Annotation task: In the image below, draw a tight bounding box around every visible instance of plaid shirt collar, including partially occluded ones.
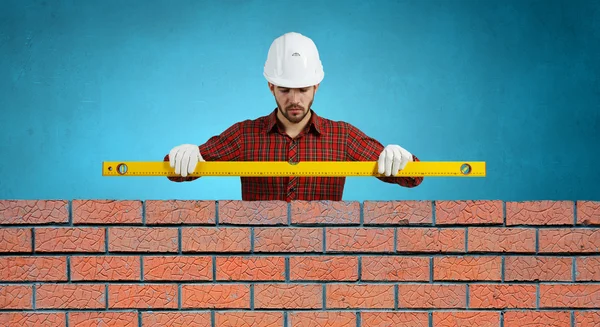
[263,107,324,136]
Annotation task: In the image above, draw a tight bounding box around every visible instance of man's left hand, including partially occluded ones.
[378,144,413,176]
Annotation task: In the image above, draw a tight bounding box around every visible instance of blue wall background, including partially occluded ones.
[1,0,598,201]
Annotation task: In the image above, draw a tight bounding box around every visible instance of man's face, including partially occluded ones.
[270,83,318,124]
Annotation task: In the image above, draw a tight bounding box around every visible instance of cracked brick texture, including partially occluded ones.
[145,200,215,224]
[0,228,32,252]
[436,200,503,224]
[36,284,106,309]
[504,256,572,281]
[362,312,429,326]
[220,200,287,225]
[290,256,358,281]
[577,200,600,225]
[0,312,66,326]
[291,200,360,224]
[71,256,140,281]
[35,227,105,252]
[503,311,572,326]
[72,200,142,224]
[0,200,68,224]
[142,312,211,327]
[506,200,574,225]
[363,200,432,224]
[254,284,322,309]
[289,311,356,326]
[68,311,138,326]
[433,311,500,327]
[0,199,598,326]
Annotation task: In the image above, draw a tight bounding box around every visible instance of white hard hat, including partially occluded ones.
[263,32,324,88]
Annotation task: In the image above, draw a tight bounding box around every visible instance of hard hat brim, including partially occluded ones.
[264,73,324,89]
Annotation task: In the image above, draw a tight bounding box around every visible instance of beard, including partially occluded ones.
[276,99,313,124]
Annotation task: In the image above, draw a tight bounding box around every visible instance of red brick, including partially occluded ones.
[363,200,432,224]
[181,227,250,252]
[468,227,536,252]
[109,227,178,252]
[575,311,600,327]
[291,201,360,224]
[326,227,394,252]
[577,201,600,225]
[469,284,537,308]
[361,256,429,281]
[254,284,322,309]
[0,256,66,281]
[396,227,465,252]
[398,284,466,308]
[362,312,428,326]
[72,200,142,224]
[436,200,503,224]
[576,257,600,281]
[0,285,32,309]
[290,256,357,281]
[254,227,321,252]
[214,312,283,327]
[327,284,394,309]
[540,284,600,308]
[505,256,572,281]
[0,312,66,326]
[109,284,177,309]
[504,311,571,326]
[71,256,140,281]
[144,256,211,281]
[434,256,501,281]
[288,311,356,327]
[69,311,138,326]
[35,227,104,252]
[0,228,31,252]
[506,201,573,225]
[143,312,211,327]
[181,284,250,308]
[145,200,215,224]
[220,200,287,225]
[538,228,600,253]
[216,256,284,281]
[36,284,105,309]
[433,311,500,326]
[0,200,68,224]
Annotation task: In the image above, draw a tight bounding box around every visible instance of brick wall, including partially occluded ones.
[0,199,598,326]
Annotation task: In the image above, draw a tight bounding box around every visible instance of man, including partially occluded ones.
[164,32,423,201]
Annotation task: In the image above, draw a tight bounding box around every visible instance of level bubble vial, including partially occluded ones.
[117,163,128,175]
[460,163,472,175]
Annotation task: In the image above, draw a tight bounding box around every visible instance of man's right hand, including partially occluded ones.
[168,144,205,177]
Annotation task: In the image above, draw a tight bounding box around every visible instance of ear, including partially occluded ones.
[268,82,275,95]
[314,83,320,93]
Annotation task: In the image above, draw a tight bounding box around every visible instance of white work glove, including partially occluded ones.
[169,144,204,177]
[378,144,413,176]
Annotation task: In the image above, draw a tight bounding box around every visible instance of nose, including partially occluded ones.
[290,89,300,104]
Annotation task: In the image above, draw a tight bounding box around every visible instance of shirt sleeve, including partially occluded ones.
[345,122,423,188]
[163,122,242,182]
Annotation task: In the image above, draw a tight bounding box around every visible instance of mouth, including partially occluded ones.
[288,108,303,114]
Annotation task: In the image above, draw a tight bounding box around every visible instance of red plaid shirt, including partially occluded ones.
[164,108,423,201]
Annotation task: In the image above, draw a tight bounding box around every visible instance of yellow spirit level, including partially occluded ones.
[102,161,486,177]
